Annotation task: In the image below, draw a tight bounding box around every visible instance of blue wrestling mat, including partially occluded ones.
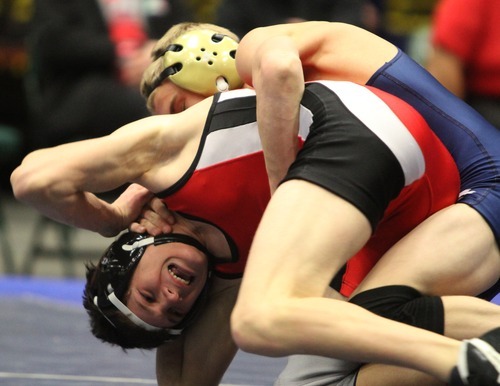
[0,276,498,386]
[0,276,287,386]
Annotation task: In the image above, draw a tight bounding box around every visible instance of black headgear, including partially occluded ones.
[92,232,220,339]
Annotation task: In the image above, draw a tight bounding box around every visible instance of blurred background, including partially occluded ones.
[3,0,499,279]
[0,0,498,384]
[1,0,456,279]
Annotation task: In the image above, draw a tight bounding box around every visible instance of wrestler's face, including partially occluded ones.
[152,81,205,115]
[125,230,209,329]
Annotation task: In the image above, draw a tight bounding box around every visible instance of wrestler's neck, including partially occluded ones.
[173,213,232,261]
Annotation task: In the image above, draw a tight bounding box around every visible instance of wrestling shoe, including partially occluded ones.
[483,327,500,351]
[449,327,500,386]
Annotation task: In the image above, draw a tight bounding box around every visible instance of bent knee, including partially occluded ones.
[231,302,285,356]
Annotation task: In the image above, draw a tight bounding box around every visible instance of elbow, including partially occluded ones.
[10,160,55,204]
[253,46,304,99]
[258,50,303,86]
[238,32,303,90]
[10,165,34,202]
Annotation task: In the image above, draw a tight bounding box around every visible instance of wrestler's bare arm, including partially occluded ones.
[237,31,304,193]
[156,277,241,386]
[235,22,398,193]
[10,97,213,236]
[237,22,398,87]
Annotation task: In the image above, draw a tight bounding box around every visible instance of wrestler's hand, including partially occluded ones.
[129,193,176,236]
[104,183,152,235]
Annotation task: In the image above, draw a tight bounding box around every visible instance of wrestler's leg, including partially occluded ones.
[327,205,499,386]
[353,203,500,297]
[276,356,445,386]
[274,292,495,386]
[274,297,498,386]
[231,180,461,382]
[351,203,500,337]
[356,364,444,386]
[277,298,499,386]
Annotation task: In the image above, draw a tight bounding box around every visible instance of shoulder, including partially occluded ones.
[148,96,216,145]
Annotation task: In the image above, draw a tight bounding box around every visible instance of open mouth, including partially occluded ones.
[168,264,193,285]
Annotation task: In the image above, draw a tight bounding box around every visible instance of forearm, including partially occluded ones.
[11,153,125,236]
[11,121,163,236]
[251,36,303,193]
[157,279,240,385]
[157,338,237,386]
[45,193,125,237]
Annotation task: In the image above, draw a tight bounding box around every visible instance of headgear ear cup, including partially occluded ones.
[159,29,243,96]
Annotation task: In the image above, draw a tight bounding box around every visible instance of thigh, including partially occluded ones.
[275,356,444,386]
[352,203,500,297]
[240,180,372,303]
[275,355,359,386]
[369,50,500,240]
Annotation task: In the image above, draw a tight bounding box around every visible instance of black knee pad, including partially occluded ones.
[349,285,444,334]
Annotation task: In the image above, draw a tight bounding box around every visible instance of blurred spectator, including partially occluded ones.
[214,0,375,39]
[26,0,193,149]
[426,0,500,128]
[369,0,438,52]
[0,0,33,191]
[185,0,221,23]
[0,0,32,130]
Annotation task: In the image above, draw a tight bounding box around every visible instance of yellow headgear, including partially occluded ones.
[151,29,243,97]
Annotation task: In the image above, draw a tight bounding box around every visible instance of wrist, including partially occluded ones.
[94,203,127,237]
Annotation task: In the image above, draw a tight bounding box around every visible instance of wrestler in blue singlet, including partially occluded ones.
[368,49,500,241]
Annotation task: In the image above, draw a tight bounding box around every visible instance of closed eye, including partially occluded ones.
[173,98,186,114]
[140,292,155,303]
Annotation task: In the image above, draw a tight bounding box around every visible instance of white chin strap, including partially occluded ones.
[216,76,229,92]
[94,284,182,335]
[121,236,155,251]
